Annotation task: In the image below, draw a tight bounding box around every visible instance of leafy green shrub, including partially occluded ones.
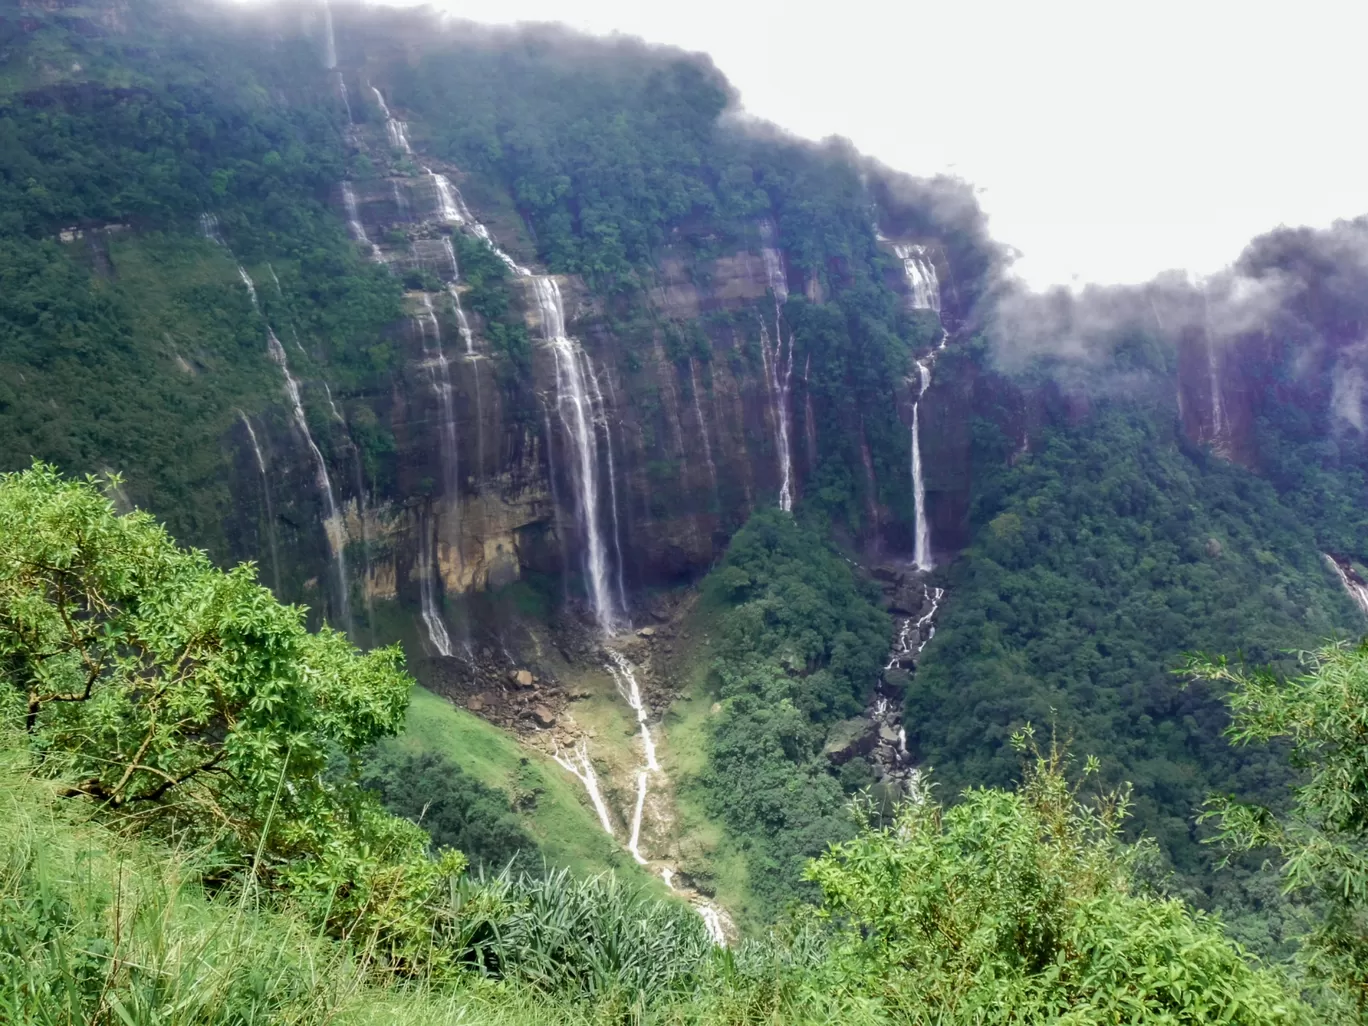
[807,733,1313,1024]
[0,464,462,960]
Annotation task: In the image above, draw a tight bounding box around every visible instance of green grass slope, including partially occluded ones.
[397,687,657,886]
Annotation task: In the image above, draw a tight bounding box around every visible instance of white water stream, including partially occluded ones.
[251,274,351,632]
[417,514,454,657]
[688,359,719,501]
[238,411,282,594]
[760,318,795,513]
[341,182,383,262]
[536,276,624,632]
[911,360,933,569]
[552,742,615,836]
[1326,554,1368,618]
[758,222,796,511]
[894,244,941,313]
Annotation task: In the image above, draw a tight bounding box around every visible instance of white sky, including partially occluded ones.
[323,0,1368,288]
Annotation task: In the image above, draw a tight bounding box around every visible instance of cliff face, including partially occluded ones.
[226,117,965,639]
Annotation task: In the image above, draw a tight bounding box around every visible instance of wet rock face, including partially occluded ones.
[229,106,982,638]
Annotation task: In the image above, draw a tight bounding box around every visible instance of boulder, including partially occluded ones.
[636,626,657,638]
[508,669,534,688]
[531,704,556,728]
[467,695,486,712]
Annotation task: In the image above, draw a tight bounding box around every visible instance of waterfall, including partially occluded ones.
[697,906,727,946]
[415,294,460,498]
[911,360,933,569]
[238,266,259,309]
[802,354,818,470]
[371,86,413,155]
[893,244,941,312]
[759,219,788,301]
[553,742,615,836]
[1326,554,1368,618]
[341,183,383,261]
[321,0,337,68]
[417,513,454,657]
[1208,339,1227,447]
[265,326,351,632]
[238,411,282,595]
[200,213,225,246]
[585,359,629,616]
[448,284,475,353]
[759,318,796,513]
[448,281,483,480]
[538,276,622,632]
[688,359,719,501]
[606,650,659,771]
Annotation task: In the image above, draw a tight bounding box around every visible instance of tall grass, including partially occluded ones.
[0,741,886,1025]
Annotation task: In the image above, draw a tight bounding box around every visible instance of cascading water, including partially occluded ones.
[688,359,719,501]
[552,742,615,836]
[537,276,623,632]
[759,319,796,513]
[412,295,460,653]
[911,360,933,569]
[1326,554,1368,618]
[320,2,351,121]
[758,222,796,512]
[606,650,659,771]
[759,219,788,302]
[262,310,352,633]
[584,360,629,616]
[417,514,454,657]
[415,294,460,498]
[341,182,383,261]
[238,411,282,595]
[893,244,941,313]
[802,354,818,470]
[200,213,225,246]
[371,86,413,155]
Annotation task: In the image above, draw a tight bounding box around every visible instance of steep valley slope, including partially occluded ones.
[6,0,1368,940]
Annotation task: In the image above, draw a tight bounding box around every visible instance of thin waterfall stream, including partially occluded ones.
[374,125,724,938]
[759,221,795,512]
[237,264,351,631]
[238,411,282,595]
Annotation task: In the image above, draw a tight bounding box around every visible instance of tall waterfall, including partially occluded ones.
[759,319,796,513]
[415,294,460,498]
[371,86,412,155]
[264,318,351,633]
[688,359,719,501]
[411,295,460,654]
[911,360,933,569]
[758,221,795,511]
[894,241,946,567]
[894,244,941,312]
[321,0,337,69]
[1207,339,1227,449]
[341,183,383,262]
[759,219,788,301]
[238,411,282,595]
[1326,554,1368,618]
[417,513,454,657]
[537,277,623,632]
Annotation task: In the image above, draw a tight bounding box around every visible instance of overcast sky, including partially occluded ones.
[314,0,1368,289]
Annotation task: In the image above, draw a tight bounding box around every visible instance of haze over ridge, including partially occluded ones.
[246,0,1368,290]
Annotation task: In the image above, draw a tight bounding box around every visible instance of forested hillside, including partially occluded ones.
[6,1,1368,1020]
